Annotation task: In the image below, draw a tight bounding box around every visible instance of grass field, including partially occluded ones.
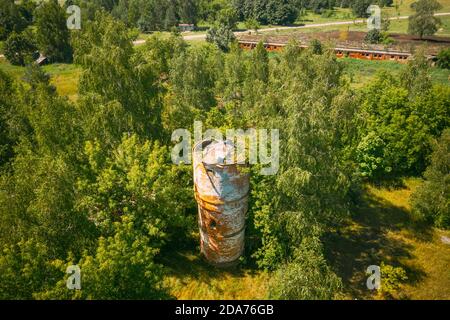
[161,179,450,300]
[325,178,450,300]
[0,58,80,101]
[342,58,450,88]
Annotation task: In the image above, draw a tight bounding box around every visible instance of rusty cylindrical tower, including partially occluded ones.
[193,139,249,267]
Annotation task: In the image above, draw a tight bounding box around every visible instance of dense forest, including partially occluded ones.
[0,0,449,299]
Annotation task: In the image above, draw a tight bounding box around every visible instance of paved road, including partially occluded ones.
[133,12,450,45]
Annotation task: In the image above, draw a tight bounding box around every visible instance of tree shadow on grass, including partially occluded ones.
[158,238,250,286]
[323,188,429,299]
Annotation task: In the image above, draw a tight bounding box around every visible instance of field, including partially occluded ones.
[0,58,80,101]
[159,179,450,300]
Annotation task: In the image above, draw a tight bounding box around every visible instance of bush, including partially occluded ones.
[206,24,236,52]
[364,29,383,44]
[4,31,37,66]
[378,262,408,298]
[309,39,323,54]
[436,48,450,69]
[411,129,450,229]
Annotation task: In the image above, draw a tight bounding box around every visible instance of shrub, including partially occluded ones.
[436,48,450,69]
[378,262,408,298]
[206,24,236,52]
[4,31,37,66]
[411,129,450,229]
[364,29,383,44]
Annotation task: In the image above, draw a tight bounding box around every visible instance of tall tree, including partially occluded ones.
[35,0,72,62]
[411,129,450,229]
[408,0,442,38]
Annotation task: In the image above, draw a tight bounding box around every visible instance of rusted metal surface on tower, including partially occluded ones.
[193,139,249,267]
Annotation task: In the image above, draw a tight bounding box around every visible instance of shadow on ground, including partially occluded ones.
[323,186,430,299]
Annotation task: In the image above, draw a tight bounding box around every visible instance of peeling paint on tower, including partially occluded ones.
[193,139,249,267]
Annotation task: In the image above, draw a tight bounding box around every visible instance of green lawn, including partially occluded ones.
[0,58,80,100]
[342,58,450,88]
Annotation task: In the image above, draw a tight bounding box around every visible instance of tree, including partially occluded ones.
[247,44,359,299]
[72,11,161,139]
[351,0,372,18]
[250,41,269,82]
[408,0,442,39]
[364,29,383,44]
[411,129,450,229]
[206,23,236,52]
[163,45,218,130]
[309,38,323,54]
[0,0,31,40]
[356,54,450,178]
[178,0,198,24]
[235,0,299,25]
[436,48,450,69]
[0,70,16,166]
[269,240,342,299]
[265,0,298,25]
[35,0,73,62]
[3,30,37,66]
[245,17,260,33]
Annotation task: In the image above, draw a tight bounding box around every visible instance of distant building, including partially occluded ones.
[178,24,195,32]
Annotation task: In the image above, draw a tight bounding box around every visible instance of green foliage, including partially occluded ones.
[364,29,383,44]
[309,38,323,54]
[234,0,299,25]
[206,23,236,52]
[411,129,450,229]
[408,0,442,38]
[4,30,37,66]
[36,216,170,300]
[351,0,372,18]
[245,18,260,32]
[35,0,73,62]
[247,44,358,300]
[437,48,450,69]
[269,240,342,299]
[378,262,408,298]
[0,0,34,41]
[73,11,161,139]
[357,55,450,179]
[0,69,16,165]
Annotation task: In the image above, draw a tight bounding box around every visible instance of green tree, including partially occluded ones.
[408,0,442,38]
[178,0,198,24]
[357,55,449,178]
[35,0,73,62]
[436,48,450,69]
[73,11,161,139]
[0,0,31,40]
[247,44,358,298]
[364,29,383,44]
[411,129,450,228]
[4,30,37,66]
[206,23,236,52]
[163,45,218,131]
